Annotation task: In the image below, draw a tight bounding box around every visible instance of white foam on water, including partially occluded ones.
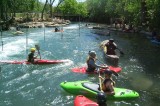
[63,24,79,29]
[5,73,30,87]
[0,38,36,60]
[31,59,73,76]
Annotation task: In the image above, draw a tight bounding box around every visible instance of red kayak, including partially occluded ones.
[0,59,68,65]
[74,95,98,106]
[71,66,121,74]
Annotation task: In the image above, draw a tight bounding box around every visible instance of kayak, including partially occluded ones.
[60,81,139,100]
[12,31,24,35]
[105,54,119,66]
[100,40,119,66]
[71,66,121,74]
[0,59,68,65]
[74,95,98,106]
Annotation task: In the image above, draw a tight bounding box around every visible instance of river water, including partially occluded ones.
[0,23,160,106]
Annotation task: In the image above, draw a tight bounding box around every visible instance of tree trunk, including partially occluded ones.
[41,0,48,20]
[49,0,55,18]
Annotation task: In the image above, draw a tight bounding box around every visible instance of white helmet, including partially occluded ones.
[88,51,96,57]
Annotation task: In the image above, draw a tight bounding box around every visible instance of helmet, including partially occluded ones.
[30,48,36,52]
[96,92,107,104]
[104,70,113,76]
[104,70,119,77]
[88,51,96,57]
[109,38,114,42]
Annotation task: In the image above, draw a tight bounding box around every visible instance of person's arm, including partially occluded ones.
[89,59,108,69]
[34,53,38,59]
[96,63,108,69]
[99,76,104,80]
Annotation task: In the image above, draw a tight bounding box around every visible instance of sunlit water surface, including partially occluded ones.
[0,23,160,106]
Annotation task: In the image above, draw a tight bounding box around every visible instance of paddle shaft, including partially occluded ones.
[97,58,119,77]
[96,58,107,66]
[98,68,103,92]
[117,47,124,55]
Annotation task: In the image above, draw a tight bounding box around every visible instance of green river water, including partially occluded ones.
[0,23,160,106]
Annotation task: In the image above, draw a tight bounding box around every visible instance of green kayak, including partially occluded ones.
[60,81,139,100]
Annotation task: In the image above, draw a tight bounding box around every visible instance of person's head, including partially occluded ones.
[30,48,36,53]
[104,70,119,78]
[104,70,113,78]
[88,51,96,58]
[96,92,107,105]
[109,39,114,43]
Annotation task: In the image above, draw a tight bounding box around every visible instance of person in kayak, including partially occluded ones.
[86,51,108,72]
[105,39,117,55]
[16,25,20,31]
[55,27,60,32]
[99,70,117,95]
[27,48,37,63]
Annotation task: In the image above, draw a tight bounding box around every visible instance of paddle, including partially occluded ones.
[35,44,41,59]
[97,68,103,92]
[97,68,108,105]
[117,47,124,55]
[96,58,120,75]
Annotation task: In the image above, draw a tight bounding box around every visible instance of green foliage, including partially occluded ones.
[1,0,160,29]
[0,0,44,20]
[86,0,160,28]
[58,0,88,17]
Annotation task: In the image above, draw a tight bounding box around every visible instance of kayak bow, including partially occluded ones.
[74,95,98,106]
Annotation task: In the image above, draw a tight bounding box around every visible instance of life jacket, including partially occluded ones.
[28,52,34,63]
[86,58,96,72]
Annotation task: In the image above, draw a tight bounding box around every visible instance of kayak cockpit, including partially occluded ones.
[82,82,100,93]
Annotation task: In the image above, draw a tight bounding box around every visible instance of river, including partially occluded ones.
[0,23,160,106]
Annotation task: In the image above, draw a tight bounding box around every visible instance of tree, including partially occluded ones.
[58,0,88,18]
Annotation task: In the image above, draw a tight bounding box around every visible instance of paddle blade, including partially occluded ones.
[35,44,40,50]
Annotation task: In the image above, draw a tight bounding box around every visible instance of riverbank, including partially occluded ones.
[0,17,71,31]
[14,17,71,28]
[87,23,153,37]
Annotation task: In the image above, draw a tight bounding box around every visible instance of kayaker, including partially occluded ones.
[55,27,59,32]
[105,39,117,55]
[27,48,37,63]
[96,92,107,106]
[99,70,117,95]
[16,25,20,31]
[86,51,108,72]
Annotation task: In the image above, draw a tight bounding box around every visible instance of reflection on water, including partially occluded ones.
[0,23,160,106]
